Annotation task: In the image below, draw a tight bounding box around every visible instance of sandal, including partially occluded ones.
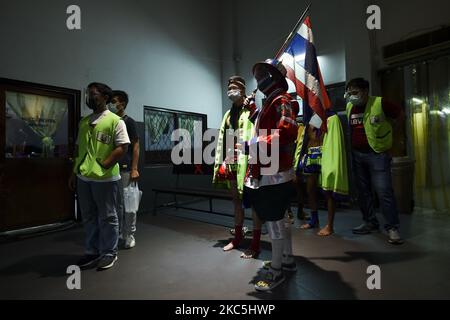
[240,248,260,259]
[255,267,285,292]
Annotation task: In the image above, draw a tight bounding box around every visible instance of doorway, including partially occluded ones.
[0,78,80,232]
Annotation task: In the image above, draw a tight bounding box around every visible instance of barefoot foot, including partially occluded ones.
[223,241,236,251]
[317,225,334,236]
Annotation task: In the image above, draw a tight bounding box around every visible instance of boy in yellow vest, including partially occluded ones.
[345,78,404,244]
[69,82,130,270]
[213,76,263,259]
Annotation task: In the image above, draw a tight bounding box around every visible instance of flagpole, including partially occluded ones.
[274,3,311,59]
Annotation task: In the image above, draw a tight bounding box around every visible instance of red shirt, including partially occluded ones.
[350,98,401,151]
[248,93,299,175]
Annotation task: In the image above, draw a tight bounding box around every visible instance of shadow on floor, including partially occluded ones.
[247,256,357,300]
[307,251,426,265]
[0,254,80,278]
[50,229,85,248]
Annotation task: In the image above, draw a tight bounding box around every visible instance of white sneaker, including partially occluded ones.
[124,236,136,249]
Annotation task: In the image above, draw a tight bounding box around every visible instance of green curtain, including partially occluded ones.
[407,56,450,214]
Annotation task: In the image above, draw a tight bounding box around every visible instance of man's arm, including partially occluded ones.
[130,139,140,180]
[106,118,131,169]
[100,144,129,169]
[242,101,298,155]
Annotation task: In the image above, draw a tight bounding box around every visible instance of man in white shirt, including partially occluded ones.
[69,82,130,271]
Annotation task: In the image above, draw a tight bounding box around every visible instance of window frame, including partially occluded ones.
[143,106,207,166]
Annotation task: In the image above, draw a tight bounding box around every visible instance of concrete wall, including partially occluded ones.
[0,0,223,127]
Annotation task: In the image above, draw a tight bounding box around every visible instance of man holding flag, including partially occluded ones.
[243,58,299,291]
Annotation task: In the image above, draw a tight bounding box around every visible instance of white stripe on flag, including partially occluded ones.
[281,52,325,108]
[297,22,314,44]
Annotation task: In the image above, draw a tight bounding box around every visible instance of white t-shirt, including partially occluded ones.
[77,110,130,182]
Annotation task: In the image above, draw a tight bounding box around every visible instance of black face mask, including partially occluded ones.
[86,96,98,110]
[257,76,274,94]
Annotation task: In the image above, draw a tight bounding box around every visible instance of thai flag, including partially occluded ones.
[278,16,331,132]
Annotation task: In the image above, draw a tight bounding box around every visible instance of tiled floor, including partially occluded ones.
[0,200,449,300]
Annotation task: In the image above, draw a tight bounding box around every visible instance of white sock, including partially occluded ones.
[283,225,294,263]
[271,238,284,271]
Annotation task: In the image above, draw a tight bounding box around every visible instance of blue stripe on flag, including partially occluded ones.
[284,34,307,68]
[285,33,321,80]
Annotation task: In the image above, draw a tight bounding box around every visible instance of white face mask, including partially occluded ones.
[309,113,323,129]
[227,89,242,103]
[108,103,119,113]
[347,95,364,106]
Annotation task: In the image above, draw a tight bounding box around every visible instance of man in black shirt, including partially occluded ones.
[110,90,140,249]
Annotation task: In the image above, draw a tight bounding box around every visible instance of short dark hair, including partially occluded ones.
[87,82,113,103]
[346,78,370,91]
[112,90,129,108]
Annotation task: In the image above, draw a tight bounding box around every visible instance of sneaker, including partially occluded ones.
[352,222,379,234]
[77,254,100,269]
[255,268,285,292]
[388,229,404,245]
[124,236,136,249]
[262,260,297,272]
[97,255,118,271]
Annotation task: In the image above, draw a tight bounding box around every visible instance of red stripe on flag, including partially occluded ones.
[285,64,328,132]
[285,65,306,99]
[303,16,312,29]
[317,68,331,109]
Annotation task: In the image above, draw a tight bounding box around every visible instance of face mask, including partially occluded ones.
[227,89,242,103]
[86,96,98,110]
[347,95,365,106]
[257,75,274,94]
[109,103,119,113]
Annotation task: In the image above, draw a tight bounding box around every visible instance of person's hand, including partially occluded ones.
[243,91,256,108]
[68,173,76,192]
[97,158,111,169]
[130,169,140,181]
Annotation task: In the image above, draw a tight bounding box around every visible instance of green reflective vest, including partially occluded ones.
[74,111,121,180]
[346,96,392,153]
[212,107,254,198]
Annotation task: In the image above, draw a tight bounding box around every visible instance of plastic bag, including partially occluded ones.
[123,182,143,213]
